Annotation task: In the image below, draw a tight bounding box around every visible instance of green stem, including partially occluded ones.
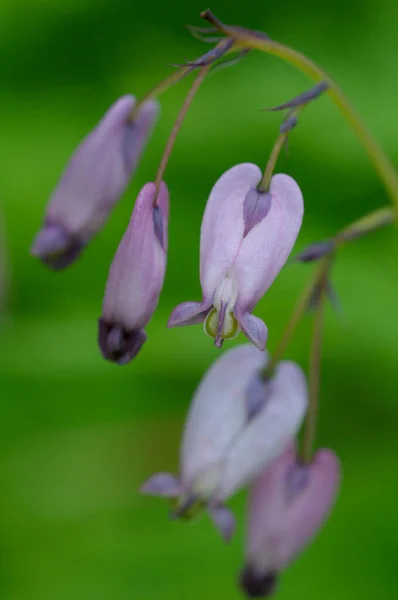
[264,204,393,379]
[201,10,398,212]
[258,132,288,193]
[301,264,328,463]
[153,65,210,205]
[130,67,191,121]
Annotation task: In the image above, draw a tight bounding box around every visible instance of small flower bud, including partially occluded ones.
[241,444,340,597]
[31,96,159,269]
[168,163,304,350]
[99,182,169,365]
[295,240,334,263]
[141,345,308,540]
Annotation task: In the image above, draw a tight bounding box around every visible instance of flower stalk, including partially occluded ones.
[152,65,210,206]
[200,9,398,213]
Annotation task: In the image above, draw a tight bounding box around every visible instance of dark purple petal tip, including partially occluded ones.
[240,566,278,598]
[98,318,147,365]
[30,225,83,270]
[243,189,272,238]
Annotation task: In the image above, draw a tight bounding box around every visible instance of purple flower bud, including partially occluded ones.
[168,163,303,350]
[141,345,308,540]
[241,444,340,597]
[294,240,334,263]
[31,96,159,269]
[99,182,169,365]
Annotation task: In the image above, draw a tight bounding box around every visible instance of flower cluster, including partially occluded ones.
[31,18,348,595]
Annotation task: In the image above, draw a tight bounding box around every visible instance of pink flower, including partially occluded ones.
[141,345,308,541]
[99,182,169,365]
[168,163,303,350]
[240,443,340,597]
[31,96,159,269]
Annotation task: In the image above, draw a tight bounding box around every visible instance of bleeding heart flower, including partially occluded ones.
[168,163,303,350]
[240,443,340,597]
[141,345,308,541]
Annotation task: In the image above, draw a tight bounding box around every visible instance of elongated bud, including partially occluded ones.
[31,96,159,269]
[99,182,169,365]
[240,444,340,597]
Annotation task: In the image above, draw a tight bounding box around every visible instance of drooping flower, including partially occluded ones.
[31,96,159,269]
[168,163,304,350]
[98,182,169,365]
[240,443,340,597]
[141,345,308,541]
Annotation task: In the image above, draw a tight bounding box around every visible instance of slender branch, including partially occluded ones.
[201,10,398,212]
[301,264,328,463]
[264,204,393,380]
[153,65,210,205]
[264,267,320,377]
[130,68,192,121]
[258,131,288,193]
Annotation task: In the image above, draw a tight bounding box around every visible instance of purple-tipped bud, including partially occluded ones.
[141,345,308,540]
[241,444,340,597]
[168,163,303,350]
[294,240,334,263]
[31,96,159,269]
[99,182,169,365]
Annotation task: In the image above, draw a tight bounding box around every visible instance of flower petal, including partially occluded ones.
[33,96,159,269]
[181,345,268,487]
[101,182,169,332]
[234,174,304,312]
[246,445,340,574]
[215,360,307,501]
[235,310,268,351]
[200,163,262,297]
[168,300,211,328]
[140,472,181,497]
[209,505,236,542]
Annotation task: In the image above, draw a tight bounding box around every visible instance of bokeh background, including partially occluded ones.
[1,0,398,598]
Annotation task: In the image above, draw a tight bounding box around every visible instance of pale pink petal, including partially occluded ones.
[209,505,236,542]
[168,300,211,328]
[200,163,262,297]
[215,360,307,501]
[234,174,304,312]
[235,310,268,351]
[140,472,181,497]
[181,345,268,486]
[101,182,168,331]
[246,445,340,574]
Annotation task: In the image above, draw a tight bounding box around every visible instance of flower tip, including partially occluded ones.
[140,473,181,498]
[30,225,83,269]
[98,319,147,365]
[239,565,278,598]
[209,505,236,542]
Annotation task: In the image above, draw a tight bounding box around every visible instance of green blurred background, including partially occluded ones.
[1,0,398,598]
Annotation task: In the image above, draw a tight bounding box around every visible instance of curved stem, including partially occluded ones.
[264,204,393,380]
[201,11,398,211]
[264,268,320,378]
[258,132,288,193]
[130,68,191,121]
[153,65,210,206]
